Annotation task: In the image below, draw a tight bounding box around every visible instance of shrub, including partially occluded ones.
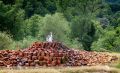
[91,26,120,52]
[63,38,84,50]
[0,32,13,50]
[12,36,38,49]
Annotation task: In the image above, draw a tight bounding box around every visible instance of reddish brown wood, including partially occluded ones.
[0,42,117,67]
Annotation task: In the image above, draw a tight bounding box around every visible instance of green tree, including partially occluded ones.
[0,0,25,40]
[91,26,120,52]
[22,0,57,17]
[71,16,95,51]
[38,13,71,42]
[68,0,108,50]
[24,14,43,37]
[56,0,109,20]
[24,13,82,48]
[109,11,120,27]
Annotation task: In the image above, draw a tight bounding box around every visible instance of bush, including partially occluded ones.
[12,36,38,49]
[91,26,120,52]
[0,32,13,50]
[63,38,84,50]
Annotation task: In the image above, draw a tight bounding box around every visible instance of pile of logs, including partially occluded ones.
[0,42,117,67]
[65,50,115,66]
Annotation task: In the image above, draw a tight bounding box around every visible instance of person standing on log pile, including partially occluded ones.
[46,32,53,42]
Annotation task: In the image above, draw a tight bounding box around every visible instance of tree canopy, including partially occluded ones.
[0,0,120,52]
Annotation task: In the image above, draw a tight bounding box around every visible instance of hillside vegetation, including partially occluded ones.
[0,0,120,51]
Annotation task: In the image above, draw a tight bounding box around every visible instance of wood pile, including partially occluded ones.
[0,42,117,67]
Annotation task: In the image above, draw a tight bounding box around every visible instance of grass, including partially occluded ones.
[116,63,120,68]
[108,52,120,69]
[0,66,120,73]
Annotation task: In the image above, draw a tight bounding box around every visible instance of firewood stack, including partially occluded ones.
[0,42,117,67]
[65,50,115,66]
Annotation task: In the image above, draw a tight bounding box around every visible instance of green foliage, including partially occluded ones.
[58,0,109,21]
[0,0,120,51]
[64,38,84,49]
[38,13,71,42]
[108,11,120,27]
[12,36,38,49]
[24,14,43,38]
[91,26,120,52]
[22,0,57,17]
[0,1,25,40]
[23,13,83,49]
[71,16,95,51]
[63,0,108,50]
[24,13,71,42]
[13,9,25,40]
[0,32,13,50]
[116,63,120,68]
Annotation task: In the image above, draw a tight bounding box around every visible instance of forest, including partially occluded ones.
[0,0,120,52]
